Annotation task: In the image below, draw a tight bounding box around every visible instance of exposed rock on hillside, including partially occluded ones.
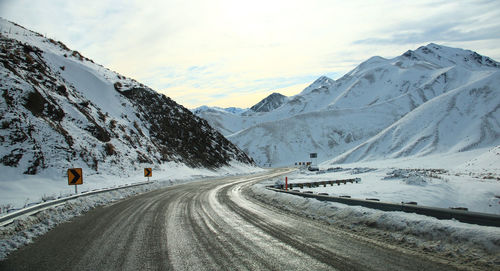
[0,19,253,176]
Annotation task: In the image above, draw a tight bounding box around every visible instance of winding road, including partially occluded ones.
[0,169,460,270]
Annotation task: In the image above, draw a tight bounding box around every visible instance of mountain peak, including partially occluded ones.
[299,75,335,95]
[250,92,288,113]
[312,76,335,86]
[401,43,500,69]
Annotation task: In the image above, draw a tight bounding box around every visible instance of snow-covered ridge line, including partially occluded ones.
[267,187,500,227]
[195,43,500,167]
[0,180,151,226]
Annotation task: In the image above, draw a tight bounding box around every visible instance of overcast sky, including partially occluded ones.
[1,0,499,108]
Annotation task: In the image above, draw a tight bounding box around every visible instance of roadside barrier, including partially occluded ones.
[267,187,500,227]
[275,178,360,190]
[0,181,152,226]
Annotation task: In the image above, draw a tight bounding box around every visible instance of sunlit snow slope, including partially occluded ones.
[196,44,500,166]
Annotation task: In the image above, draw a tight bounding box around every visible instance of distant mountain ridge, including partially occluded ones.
[195,43,500,166]
[0,18,254,176]
[192,106,246,116]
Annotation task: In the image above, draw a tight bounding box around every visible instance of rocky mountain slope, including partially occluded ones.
[249,92,288,113]
[195,44,500,166]
[0,18,254,177]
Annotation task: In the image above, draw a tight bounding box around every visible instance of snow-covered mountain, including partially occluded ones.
[329,72,500,164]
[192,92,290,136]
[195,43,500,166]
[0,18,254,177]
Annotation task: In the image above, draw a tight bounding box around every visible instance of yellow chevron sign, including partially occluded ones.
[144,168,152,177]
[68,168,83,185]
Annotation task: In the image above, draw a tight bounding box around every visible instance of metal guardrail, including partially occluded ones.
[0,181,152,225]
[279,178,361,190]
[267,187,500,227]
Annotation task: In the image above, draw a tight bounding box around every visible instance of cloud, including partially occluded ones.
[353,0,500,45]
[158,72,325,108]
[353,21,500,46]
[1,0,500,108]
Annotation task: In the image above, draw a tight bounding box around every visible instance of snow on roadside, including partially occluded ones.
[248,180,500,268]
[0,162,264,260]
[0,161,263,212]
[280,167,500,215]
[249,150,500,267]
[277,148,500,215]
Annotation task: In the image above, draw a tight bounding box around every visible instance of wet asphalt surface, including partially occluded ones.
[0,169,460,270]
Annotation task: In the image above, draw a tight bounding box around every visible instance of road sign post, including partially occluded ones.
[144,168,152,181]
[68,168,83,194]
[310,153,318,166]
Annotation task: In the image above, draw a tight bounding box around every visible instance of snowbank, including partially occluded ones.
[273,148,500,215]
[249,151,500,267]
[249,180,500,268]
[0,161,262,211]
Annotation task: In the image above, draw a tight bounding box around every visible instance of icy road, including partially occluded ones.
[1,169,460,270]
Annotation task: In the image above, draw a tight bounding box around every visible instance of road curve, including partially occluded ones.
[0,169,460,270]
